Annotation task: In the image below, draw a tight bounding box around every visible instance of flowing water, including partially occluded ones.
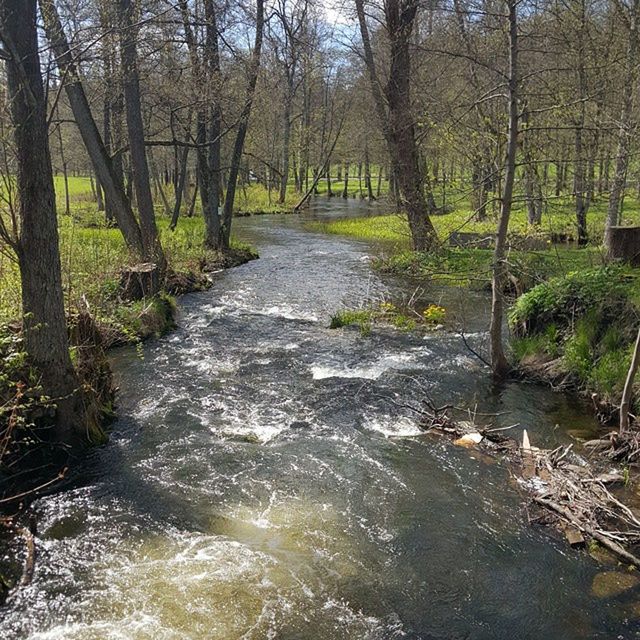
[2,201,637,639]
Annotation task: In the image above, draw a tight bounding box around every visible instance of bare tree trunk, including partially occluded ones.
[170,145,190,230]
[620,326,640,433]
[365,144,375,200]
[606,0,639,250]
[1,0,103,444]
[326,158,333,196]
[490,0,518,379]
[471,158,488,221]
[117,0,165,267]
[355,0,437,251]
[342,162,349,198]
[522,106,542,225]
[574,1,589,246]
[203,0,223,249]
[220,0,265,249]
[279,83,294,204]
[39,0,144,257]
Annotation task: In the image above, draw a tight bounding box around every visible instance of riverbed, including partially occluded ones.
[1,201,635,639]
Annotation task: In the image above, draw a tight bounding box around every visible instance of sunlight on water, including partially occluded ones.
[29,499,390,640]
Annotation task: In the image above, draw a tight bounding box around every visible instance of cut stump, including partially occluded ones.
[607,226,640,266]
[119,263,161,301]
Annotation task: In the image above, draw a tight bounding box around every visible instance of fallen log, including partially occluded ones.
[534,496,640,570]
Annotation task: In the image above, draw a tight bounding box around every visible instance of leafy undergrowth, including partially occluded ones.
[509,266,640,412]
[330,301,446,336]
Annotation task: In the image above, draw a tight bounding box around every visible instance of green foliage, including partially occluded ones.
[510,266,640,404]
[330,309,373,335]
[509,266,634,335]
[563,322,594,379]
[511,324,561,361]
[588,348,632,396]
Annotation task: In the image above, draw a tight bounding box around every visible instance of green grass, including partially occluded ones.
[0,176,260,325]
[310,189,640,247]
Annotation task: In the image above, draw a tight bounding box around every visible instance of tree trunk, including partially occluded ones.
[355,0,437,251]
[490,0,518,379]
[1,0,103,444]
[574,3,589,246]
[365,144,375,200]
[279,84,293,204]
[220,0,265,250]
[39,0,144,257]
[342,162,349,198]
[117,0,165,266]
[170,145,190,230]
[202,0,223,249]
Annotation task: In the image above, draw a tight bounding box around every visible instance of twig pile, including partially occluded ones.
[419,401,640,568]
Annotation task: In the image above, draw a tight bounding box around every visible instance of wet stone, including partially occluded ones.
[591,571,640,598]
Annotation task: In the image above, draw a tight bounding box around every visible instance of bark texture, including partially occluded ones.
[1,0,103,443]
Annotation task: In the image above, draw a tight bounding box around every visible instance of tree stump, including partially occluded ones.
[607,226,640,266]
[119,263,161,301]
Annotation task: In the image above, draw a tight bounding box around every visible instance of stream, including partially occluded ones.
[1,200,637,639]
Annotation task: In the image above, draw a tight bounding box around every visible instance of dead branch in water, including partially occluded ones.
[421,404,640,567]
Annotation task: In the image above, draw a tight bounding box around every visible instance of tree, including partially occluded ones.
[117,0,165,266]
[39,0,145,258]
[0,0,103,444]
[221,0,266,249]
[489,0,519,379]
[355,0,438,251]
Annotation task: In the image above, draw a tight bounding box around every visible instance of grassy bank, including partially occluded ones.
[311,187,640,242]
[0,176,261,325]
[311,210,604,288]
[509,266,640,414]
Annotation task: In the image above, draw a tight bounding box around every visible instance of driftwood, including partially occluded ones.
[419,402,640,568]
[533,496,640,569]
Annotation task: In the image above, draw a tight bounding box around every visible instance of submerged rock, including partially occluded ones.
[453,432,483,447]
[591,571,639,598]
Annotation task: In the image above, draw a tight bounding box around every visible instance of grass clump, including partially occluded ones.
[330,309,373,335]
[330,300,447,335]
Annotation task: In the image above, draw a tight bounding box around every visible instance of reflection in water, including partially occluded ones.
[1,203,634,639]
